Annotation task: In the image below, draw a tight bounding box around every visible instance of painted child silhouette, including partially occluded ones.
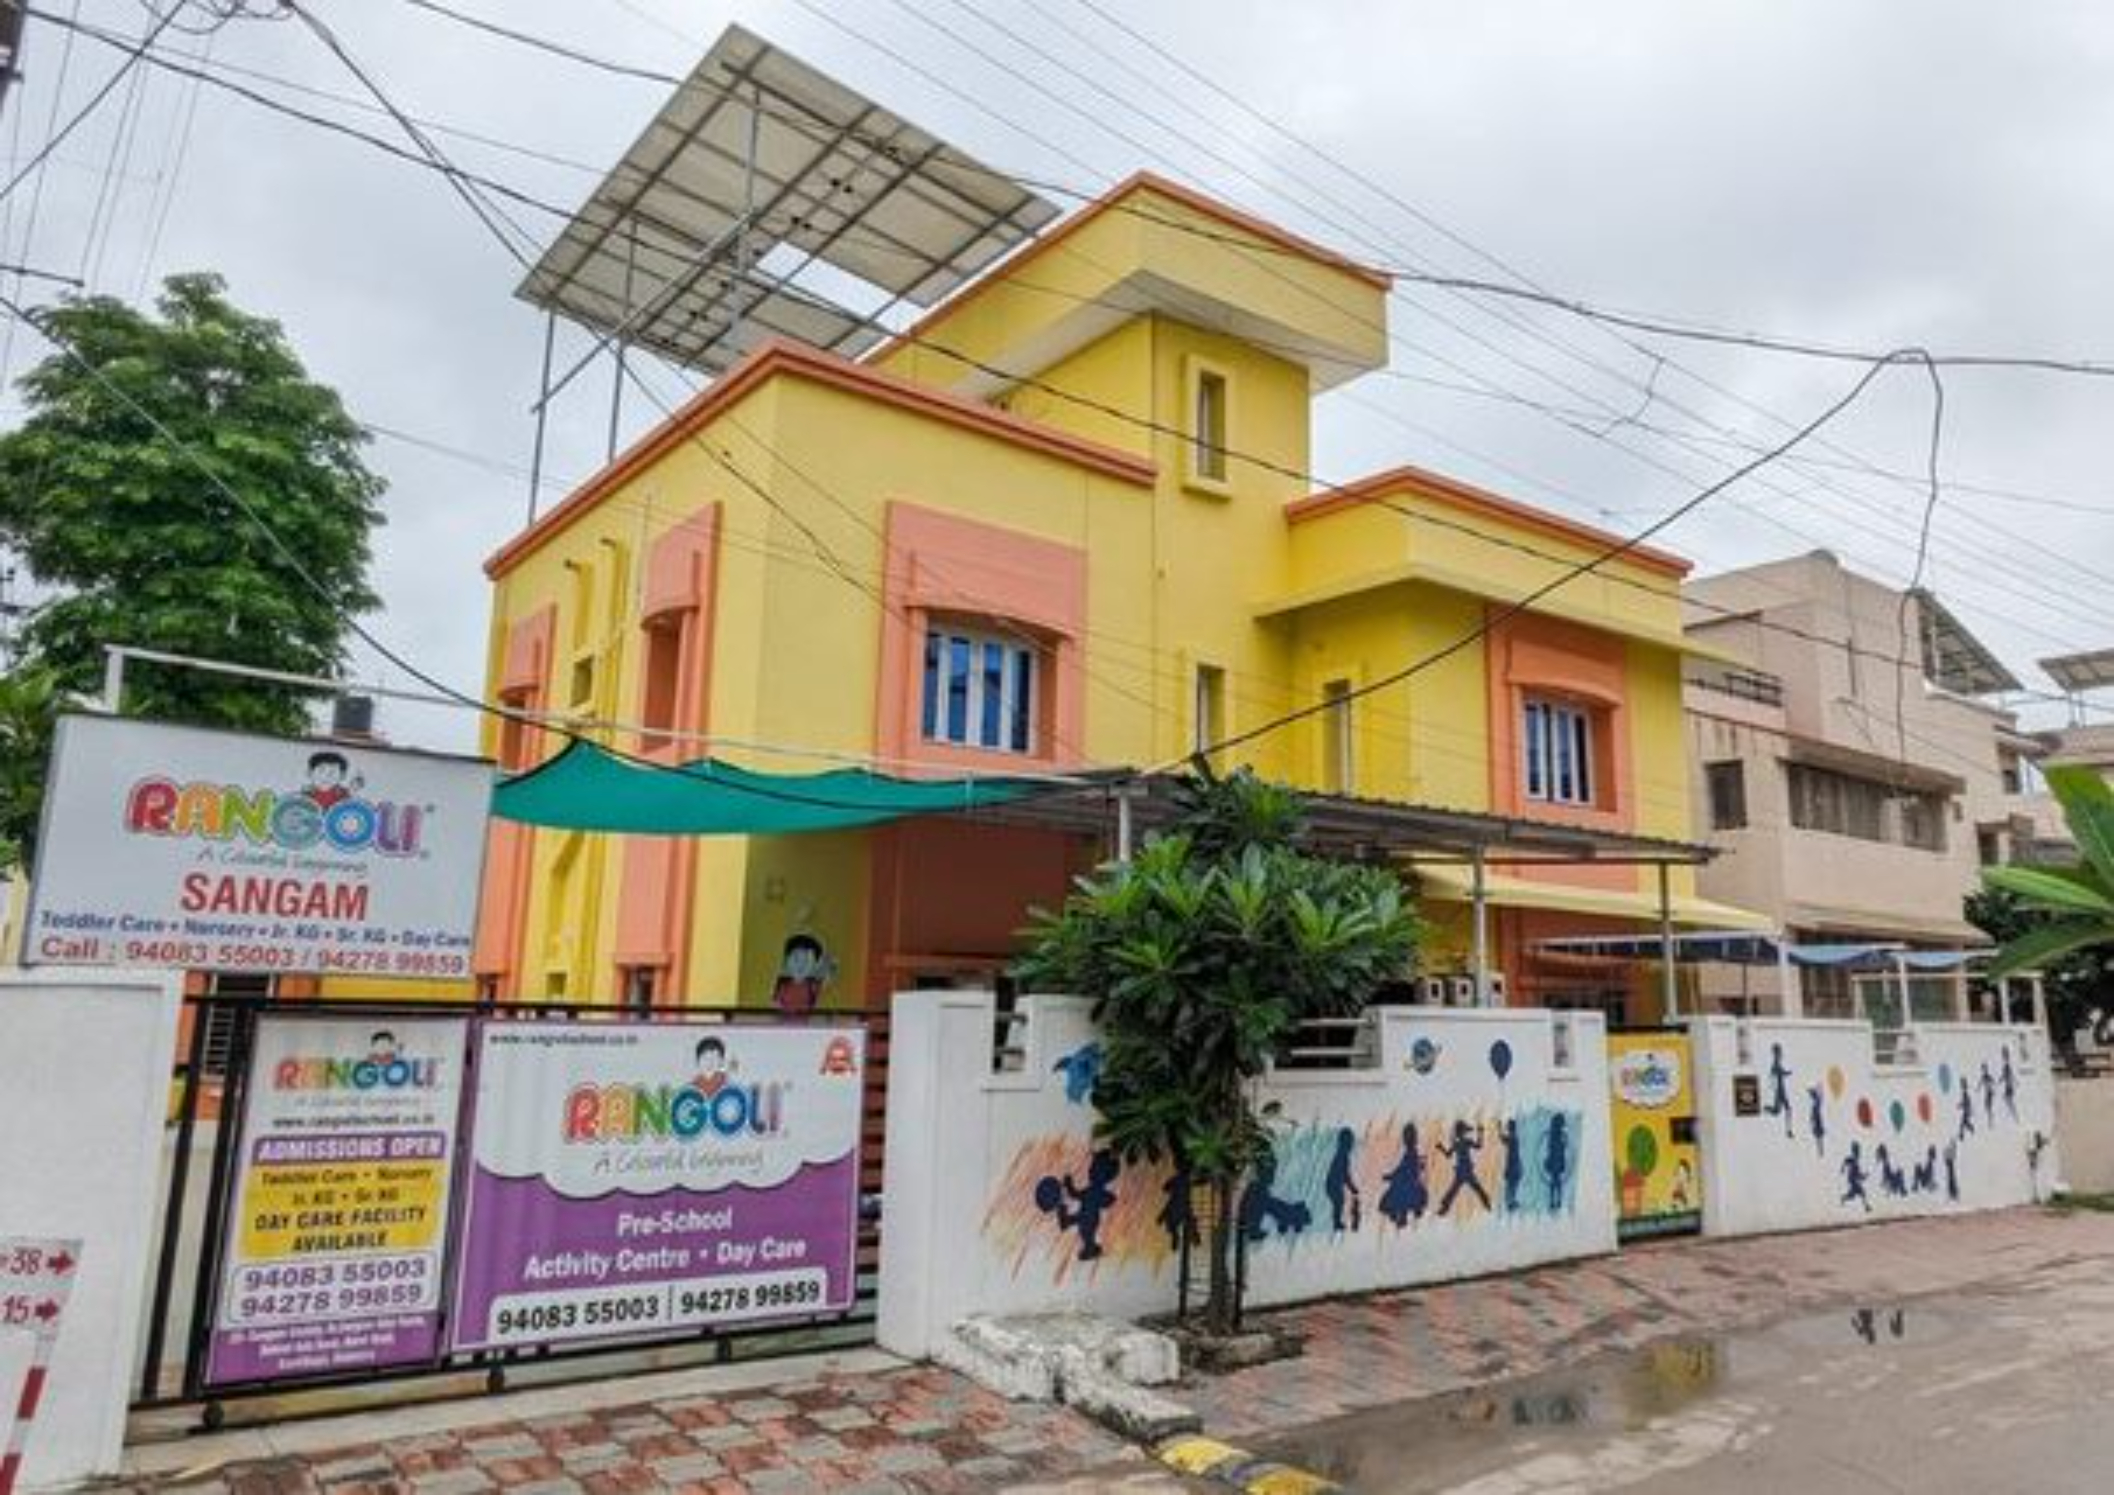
[1036,1148,1119,1260]
[1912,1145,1938,1194]
[1379,1122,1429,1227]
[1840,1141,1873,1212]
[2001,1049,2018,1120]
[1437,1120,1491,1216]
[1765,1043,1795,1139]
[1500,1118,1524,1212]
[1324,1127,1363,1232]
[1943,1142,1960,1202]
[1542,1113,1573,1208]
[1980,1062,1997,1128]
[1806,1083,1827,1158]
[1875,1143,1907,1199]
[1238,1154,1311,1242]
[1957,1079,1976,1140]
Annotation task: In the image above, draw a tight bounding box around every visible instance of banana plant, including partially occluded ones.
[1982,765,2114,977]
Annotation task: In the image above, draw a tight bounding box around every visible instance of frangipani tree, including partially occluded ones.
[1012,770,1421,1335]
[1983,765,2114,977]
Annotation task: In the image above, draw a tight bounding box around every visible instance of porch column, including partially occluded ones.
[1656,861,1678,1020]
[1952,965,1970,1023]
[1470,845,1491,1007]
[2030,974,2049,1035]
[1775,939,1803,1019]
[1115,785,1135,864]
[1893,954,1914,1031]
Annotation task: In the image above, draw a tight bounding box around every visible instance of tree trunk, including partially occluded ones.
[1206,1170,1237,1336]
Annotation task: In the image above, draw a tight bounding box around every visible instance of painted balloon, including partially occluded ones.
[1826,1065,1847,1099]
[1888,1099,1907,1133]
[1917,1093,1935,1124]
[1937,1062,1954,1094]
[1856,1097,1875,1128]
[1489,1039,1514,1081]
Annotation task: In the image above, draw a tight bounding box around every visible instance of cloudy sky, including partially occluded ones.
[4,0,2112,752]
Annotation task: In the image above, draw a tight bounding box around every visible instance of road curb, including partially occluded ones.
[1153,1433,1342,1494]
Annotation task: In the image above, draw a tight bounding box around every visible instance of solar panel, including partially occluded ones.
[518,24,1059,376]
[2041,648,2114,693]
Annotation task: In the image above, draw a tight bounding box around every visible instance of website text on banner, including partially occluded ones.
[23,714,493,978]
[448,1021,866,1353]
[205,1017,468,1389]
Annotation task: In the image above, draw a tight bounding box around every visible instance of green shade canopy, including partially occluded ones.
[492,739,1069,835]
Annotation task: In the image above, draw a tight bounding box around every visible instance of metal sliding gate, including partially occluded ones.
[138,994,890,1426]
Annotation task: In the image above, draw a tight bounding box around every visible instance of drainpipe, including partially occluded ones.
[1657,862,1678,1021]
[1893,954,1914,1036]
[1470,844,1490,1007]
[1115,784,1134,864]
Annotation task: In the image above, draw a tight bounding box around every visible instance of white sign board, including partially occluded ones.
[25,714,493,978]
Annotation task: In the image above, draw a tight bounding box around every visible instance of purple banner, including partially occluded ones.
[447,1021,868,1354]
[450,1155,859,1350]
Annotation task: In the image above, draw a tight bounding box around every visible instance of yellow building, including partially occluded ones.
[473,172,1747,1020]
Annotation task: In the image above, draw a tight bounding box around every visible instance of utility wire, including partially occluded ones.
[0,0,182,206]
[1173,354,1912,768]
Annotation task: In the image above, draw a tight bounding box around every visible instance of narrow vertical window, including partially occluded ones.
[920,631,941,740]
[1009,648,1034,752]
[1193,663,1226,758]
[946,635,972,742]
[1321,679,1353,793]
[1192,367,1228,484]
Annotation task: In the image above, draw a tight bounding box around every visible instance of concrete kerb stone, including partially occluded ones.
[1155,1433,1342,1495]
[936,1313,1200,1441]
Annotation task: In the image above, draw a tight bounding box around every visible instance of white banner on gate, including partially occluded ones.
[24,714,493,978]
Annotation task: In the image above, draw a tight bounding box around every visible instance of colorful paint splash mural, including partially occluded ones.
[983,1104,1586,1282]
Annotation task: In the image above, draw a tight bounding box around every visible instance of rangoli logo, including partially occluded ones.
[123,748,427,857]
[1617,1049,1682,1109]
[562,1034,788,1145]
[274,1030,441,1091]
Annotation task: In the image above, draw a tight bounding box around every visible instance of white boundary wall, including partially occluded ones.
[0,969,180,1490]
[1689,1016,2056,1239]
[878,992,1614,1359]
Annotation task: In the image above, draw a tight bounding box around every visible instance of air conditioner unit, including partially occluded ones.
[1484,973,1508,1007]
[1448,975,1477,1007]
[1416,976,1449,1006]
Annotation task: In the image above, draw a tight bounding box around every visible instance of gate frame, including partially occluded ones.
[137,992,890,1428]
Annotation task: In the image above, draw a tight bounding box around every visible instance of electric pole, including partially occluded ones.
[0,2,23,122]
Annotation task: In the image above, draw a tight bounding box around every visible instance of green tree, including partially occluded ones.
[0,273,383,864]
[1013,770,1421,1334]
[1980,765,2114,990]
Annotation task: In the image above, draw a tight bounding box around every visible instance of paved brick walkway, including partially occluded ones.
[126,1362,1128,1494]
[123,1208,2114,1493]
[1183,1206,2114,1438]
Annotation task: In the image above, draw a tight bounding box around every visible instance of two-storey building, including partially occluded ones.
[474,172,1757,1022]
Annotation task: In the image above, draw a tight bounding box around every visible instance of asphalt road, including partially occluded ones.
[1253,1250,2114,1493]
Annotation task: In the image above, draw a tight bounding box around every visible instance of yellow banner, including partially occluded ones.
[238,1159,446,1258]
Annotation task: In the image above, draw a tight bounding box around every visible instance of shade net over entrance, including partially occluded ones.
[491,739,1068,835]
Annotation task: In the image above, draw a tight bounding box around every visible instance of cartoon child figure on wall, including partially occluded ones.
[1034,1148,1120,1260]
[771,933,835,1016]
[1437,1120,1491,1216]
[1765,1042,1795,1139]
[302,750,363,810]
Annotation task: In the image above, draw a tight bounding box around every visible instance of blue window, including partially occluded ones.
[1524,698,1594,807]
[922,625,1038,753]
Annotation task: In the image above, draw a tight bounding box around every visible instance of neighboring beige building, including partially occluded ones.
[1682,552,2043,1016]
